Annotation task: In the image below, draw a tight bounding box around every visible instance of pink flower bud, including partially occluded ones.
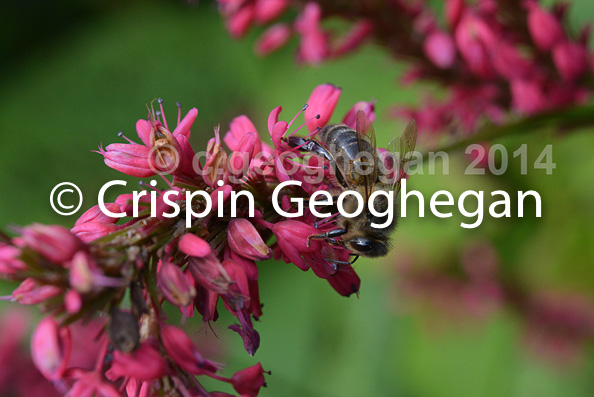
[295,2,329,65]
[254,0,288,24]
[454,14,496,78]
[331,21,373,58]
[71,222,120,243]
[21,224,82,264]
[552,41,589,81]
[423,30,456,69]
[222,259,250,311]
[181,235,234,294]
[227,3,255,39]
[0,243,25,275]
[305,84,342,132]
[69,251,96,293]
[160,325,220,375]
[12,278,62,304]
[224,115,261,154]
[31,317,72,381]
[188,255,233,295]
[229,132,258,178]
[228,219,270,260]
[342,101,375,129]
[445,0,465,28]
[99,143,154,178]
[492,41,534,80]
[179,234,212,257]
[157,261,196,307]
[510,79,546,114]
[106,342,169,381]
[65,290,82,314]
[74,204,121,226]
[526,1,565,51]
[255,23,292,56]
[231,362,268,397]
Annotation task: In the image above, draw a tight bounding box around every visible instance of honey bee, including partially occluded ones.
[286,110,417,262]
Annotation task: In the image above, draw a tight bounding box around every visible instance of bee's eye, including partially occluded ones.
[351,238,375,252]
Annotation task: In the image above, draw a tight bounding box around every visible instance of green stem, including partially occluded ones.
[423,103,594,157]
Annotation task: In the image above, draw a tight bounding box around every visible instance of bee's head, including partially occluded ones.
[346,236,389,257]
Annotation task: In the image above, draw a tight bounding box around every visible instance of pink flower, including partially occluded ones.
[227,219,270,260]
[31,317,72,381]
[64,290,83,314]
[74,204,121,226]
[492,41,534,80]
[180,234,233,294]
[295,2,329,64]
[106,342,169,381]
[454,13,496,78]
[445,0,465,28]
[331,21,373,58]
[224,115,260,152]
[255,23,292,56]
[160,325,220,375]
[423,30,456,69]
[20,224,82,264]
[511,79,547,115]
[69,251,96,293]
[11,278,62,305]
[224,2,255,38]
[327,264,361,297]
[157,260,196,307]
[228,132,258,180]
[71,222,120,243]
[231,362,268,397]
[342,101,375,129]
[271,220,322,271]
[98,105,197,177]
[304,83,342,132]
[253,0,288,24]
[526,1,565,51]
[97,143,154,178]
[68,369,120,397]
[0,243,25,275]
[179,233,211,257]
[552,41,589,81]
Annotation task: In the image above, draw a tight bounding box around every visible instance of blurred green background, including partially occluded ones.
[0,0,592,396]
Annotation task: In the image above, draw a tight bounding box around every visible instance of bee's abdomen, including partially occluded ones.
[319,124,372,162]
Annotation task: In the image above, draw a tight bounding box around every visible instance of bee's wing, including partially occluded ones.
[392,119,417,196]
[355,110,377,200]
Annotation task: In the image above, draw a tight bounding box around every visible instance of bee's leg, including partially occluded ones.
[307,228,347,247]
[323,254,359,267]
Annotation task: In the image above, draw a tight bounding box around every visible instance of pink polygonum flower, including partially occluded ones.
[0,85,404,394]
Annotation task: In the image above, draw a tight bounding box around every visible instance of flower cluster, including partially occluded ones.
[0,84,382,395]
[394,241,594,366]
[217,0,593,138]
